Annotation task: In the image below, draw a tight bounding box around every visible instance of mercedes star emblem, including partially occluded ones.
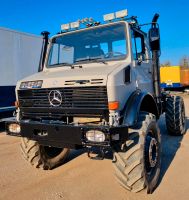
[48,90,62,107]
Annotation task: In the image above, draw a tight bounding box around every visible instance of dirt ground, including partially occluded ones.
[0,93,189,200]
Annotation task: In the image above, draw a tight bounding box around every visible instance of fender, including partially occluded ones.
[122,90,159,127]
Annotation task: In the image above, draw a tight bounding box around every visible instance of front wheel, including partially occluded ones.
[20,138,70,170]
[113,112,161,193]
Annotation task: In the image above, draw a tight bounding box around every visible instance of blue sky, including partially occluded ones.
[0,0,189,64]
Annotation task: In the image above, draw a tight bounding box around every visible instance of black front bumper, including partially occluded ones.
[6,120,128,149]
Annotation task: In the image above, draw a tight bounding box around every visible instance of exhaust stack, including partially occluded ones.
[38,31,50,72]
[149,14,161,103]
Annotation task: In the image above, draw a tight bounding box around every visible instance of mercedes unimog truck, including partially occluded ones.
[6,10,186,193]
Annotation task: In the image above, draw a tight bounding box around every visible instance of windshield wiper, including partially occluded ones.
[75,58,108,65]
[49,62,75,68]
[49,63,83,69]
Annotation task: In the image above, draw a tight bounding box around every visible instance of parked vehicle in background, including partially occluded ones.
[160,65,189,89]
[0,27,42,120]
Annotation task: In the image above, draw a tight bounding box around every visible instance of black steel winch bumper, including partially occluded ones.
[6,119,128,149]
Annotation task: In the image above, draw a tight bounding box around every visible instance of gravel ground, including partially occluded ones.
[0,94,189,200]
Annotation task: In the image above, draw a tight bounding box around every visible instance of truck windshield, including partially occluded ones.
[47,22,127,67]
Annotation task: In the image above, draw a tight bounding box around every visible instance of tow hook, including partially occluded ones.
[87,147,105,160]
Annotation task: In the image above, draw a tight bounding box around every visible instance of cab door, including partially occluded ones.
[131,29,154,94]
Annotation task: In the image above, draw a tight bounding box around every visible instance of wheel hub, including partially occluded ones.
[145,134,159,173]
[148,138,158,168]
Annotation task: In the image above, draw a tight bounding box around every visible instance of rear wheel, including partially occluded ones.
[20,137,70,170]
[165,96,186,136]
[113,112,161,193]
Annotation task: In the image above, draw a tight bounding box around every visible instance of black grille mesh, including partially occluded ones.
[18,86,108,119]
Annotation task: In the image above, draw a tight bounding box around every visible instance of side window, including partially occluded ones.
[132,30,146,61]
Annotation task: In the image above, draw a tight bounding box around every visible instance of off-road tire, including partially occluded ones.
[20,137,70,170]
[113,112,161,193]
[165,96,186,136]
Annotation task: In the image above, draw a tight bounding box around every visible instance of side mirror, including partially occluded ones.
[149,27,160,51]
[148,13,160,51]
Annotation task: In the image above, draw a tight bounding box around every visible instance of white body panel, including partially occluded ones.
[0,27,43,86]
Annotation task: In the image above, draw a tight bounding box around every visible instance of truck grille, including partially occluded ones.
[18,86,108,119]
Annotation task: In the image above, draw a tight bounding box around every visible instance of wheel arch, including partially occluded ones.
[122,90,159,126]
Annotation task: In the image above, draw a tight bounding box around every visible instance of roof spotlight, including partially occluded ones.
[70,21,80,29]
[61,23,70,31]
[103,13,115,22]
[115,9,128,19]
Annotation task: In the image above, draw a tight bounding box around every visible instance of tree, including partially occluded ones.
[180,56,189,68]
[161,61,171,67]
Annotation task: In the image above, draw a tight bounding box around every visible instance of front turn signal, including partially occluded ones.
[15,101,19,108]
[108,101,119,110]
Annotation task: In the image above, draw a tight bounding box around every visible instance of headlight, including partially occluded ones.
[8,123,21,134]
[86,130,106,142]
[20,80,43,89]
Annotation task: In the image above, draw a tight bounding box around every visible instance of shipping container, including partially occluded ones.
[160,66,189,89]
[160,66,181,88]
[180,68,189,86]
